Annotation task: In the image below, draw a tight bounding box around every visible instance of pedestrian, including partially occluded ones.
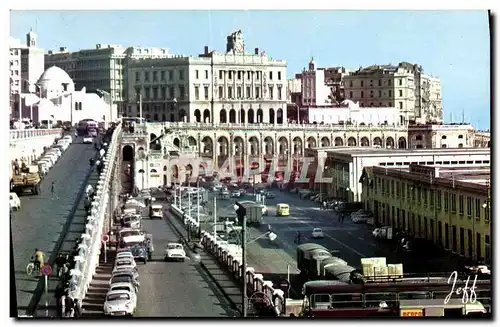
[322,201,326,210]
[51,181,58,200]
[73,299,82,318]
[64,295,74,317]
[60,292,66,318]
[13,159,20,175]
[54,282,65,318]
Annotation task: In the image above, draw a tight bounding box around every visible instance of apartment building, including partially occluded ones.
[361,164,491,264]
[125,30,288,124]
[408,123,476,149]
[343,62,443,124]
[45,44,172,115]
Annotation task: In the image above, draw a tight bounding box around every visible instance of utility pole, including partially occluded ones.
[242,208,247,317]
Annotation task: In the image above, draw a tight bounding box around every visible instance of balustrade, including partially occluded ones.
[9,128,62,140]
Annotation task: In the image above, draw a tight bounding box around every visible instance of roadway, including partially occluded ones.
[11,139,96,316]
[208,187,468,281]
[133,204,236,317]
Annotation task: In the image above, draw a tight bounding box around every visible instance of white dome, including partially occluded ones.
[37,66,75,93]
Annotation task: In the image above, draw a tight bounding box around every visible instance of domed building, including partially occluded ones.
[21,66,111,126]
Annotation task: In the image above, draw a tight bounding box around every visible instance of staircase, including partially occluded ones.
[80,251,116,317]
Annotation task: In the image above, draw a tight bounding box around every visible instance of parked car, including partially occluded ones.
[9,192,21,211]
[311,228,324,239]
[108,282,137,308]
[352,214,372,224]
[104,290,136,316]
[116,251,134,261]
[122,215,141,229]
[164,243,186,262]
[115,257,137,269]
[130,244,148,264]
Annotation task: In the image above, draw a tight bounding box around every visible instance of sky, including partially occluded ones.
[9,10,491,130]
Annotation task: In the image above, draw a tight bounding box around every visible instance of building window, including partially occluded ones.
[398,78,402,85]
[237,71,241,80]
[458,134,464,139]
[442,135,447,140]
[278,86,282,100]
[378,80,381,86]
[237,86,242,99]
[466,197,473,216]
[246,86,251,99]
[179,85,185,99]
[370,90,374,98]
[228,86,233,99]
[269,86,273,99]
[360,80,364,87]
[429,190,434,207]
[278,71,282,80]
[444,191,449,212]
[474,198,480,218]
[459,195,464,215]
[219,70,223,79]
[219,86,223,99]
[152,87,158,100]
[228,71,232,79]
[388,80,391,86]
[378,90,382,97]
[361,91,364,98]
[195,70,199,79]
[436,190,442,209]
[179,70,185,80]
[168,86,174,99]
[399,90,403,97]
[161,71,166,81]
[349,81,353,87]
[389,102,392,107]
[194,86,199,100]
[168,70,173,81]
[205,70,209,79]
[135,72,140,82]
[153,71,158,82]
[388,90,392,97]
[255,87,260,98]
[269,71,273,80]
[399,102,403,109]
[145,72,150,82]
[349,91,353,98]
[204,86,209,100]
[451,194,457,212]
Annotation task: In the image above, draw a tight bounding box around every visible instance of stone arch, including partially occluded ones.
[386,137,395,148]
[257,109,263,123]
[264,136,274,155]
[203,109,210,123]
[307,136,317,149]
[220,109,227,123]
[217,136,229,156]
[179,109,187,122]
[229,109,236,123]
[173,137,180,148]
[194,109,201,123]
[233,136,245,156]
[347,137,357,146]
[373,137,382,147]
[150,168,157,173]
[248,109,255,123]
[171,164,179,179]
[185,164,193,180]
[334,137,343,146]
[320,136,330,147]
[248,136,260,156]
[122,145,134,161]
[278,136,288,155]
[360,137,370,147]
[398,136,407,149]
[269,109,275,124]
[293,137,303,154]
[138,169,145,173]
[240,108,246,123]
[277,108,283,124]
[187,136,197,147]
[201,136,213,154]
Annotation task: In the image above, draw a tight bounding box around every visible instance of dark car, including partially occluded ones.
[130,244,148,264]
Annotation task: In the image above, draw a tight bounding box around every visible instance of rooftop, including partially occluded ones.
[317,147,491,158]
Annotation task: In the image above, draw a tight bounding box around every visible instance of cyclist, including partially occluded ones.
[32,248,45,273]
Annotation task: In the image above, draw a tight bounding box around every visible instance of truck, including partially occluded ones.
[10,165,41,195]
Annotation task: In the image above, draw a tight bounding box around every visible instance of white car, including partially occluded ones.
[352,215,371,224]
[83,136,93,144]
[115,258,137,269]
[116,251,134,260]
[113,263,137,274]
[312,228,324,239]
[109,282,137,307]
[164,243,186,262]
[103,290,136,316]
[10,192,21,211]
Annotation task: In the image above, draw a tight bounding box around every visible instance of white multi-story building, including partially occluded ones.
[343,62,443,124]
[299,58,332,106]
[9,31,44,119]
[308,105,401,126]
[45,44,172,116]
[126,30,288,124]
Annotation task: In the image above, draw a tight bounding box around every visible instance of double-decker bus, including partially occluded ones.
[298,279,491,317]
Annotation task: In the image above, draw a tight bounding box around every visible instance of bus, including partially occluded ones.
[299,279,491,317]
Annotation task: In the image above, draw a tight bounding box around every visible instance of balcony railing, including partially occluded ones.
[9,128,62,141]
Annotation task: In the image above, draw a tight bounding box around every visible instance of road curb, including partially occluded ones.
[165,208,242,315]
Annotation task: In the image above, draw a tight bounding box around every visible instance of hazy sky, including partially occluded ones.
[10,10,491,130]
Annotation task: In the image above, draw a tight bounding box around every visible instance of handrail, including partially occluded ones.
[9,128,62,140]
[68,128,121,302]
[170,204,286,316]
